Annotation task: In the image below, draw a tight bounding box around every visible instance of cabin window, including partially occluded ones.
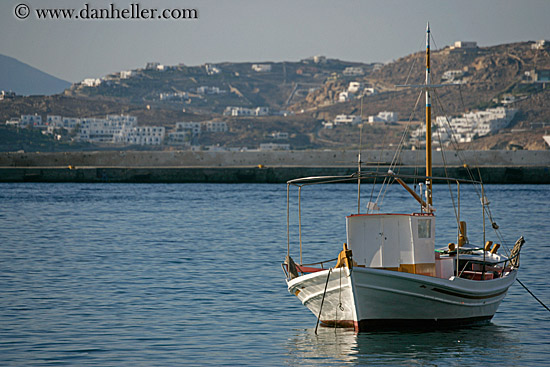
[418,219,431,238]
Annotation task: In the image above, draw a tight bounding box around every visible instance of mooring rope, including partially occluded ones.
[315,268,332,335]
[516,278,550,313]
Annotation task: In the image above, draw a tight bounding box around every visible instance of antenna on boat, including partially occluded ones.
[357,118,363,214]
[425,22,433,210]
[395,22,448,213]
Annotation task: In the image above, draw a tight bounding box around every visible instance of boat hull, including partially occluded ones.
[287,267,357,328]
[287,267,517,331]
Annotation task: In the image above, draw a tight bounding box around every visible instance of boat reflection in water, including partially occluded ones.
[284,324,522,365]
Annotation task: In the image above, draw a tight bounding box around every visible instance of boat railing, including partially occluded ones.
[281,257,338,279]
[301,258,338,270]
[286,170,483,267]
[287,170,482,187]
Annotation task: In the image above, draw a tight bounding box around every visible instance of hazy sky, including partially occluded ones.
[2,0,549,82]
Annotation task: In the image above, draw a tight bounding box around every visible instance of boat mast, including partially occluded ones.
[425,22,433,210]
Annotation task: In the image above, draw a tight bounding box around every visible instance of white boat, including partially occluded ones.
[282,24,525,332]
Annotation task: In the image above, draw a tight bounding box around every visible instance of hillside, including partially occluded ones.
[1,41,549,152]
[65,59,372,113]
[0,54,71,96]
[297,42,550,117]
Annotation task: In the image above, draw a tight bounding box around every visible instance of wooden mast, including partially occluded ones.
[425,23,433,210]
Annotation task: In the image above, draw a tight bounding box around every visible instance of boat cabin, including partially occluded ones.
[347,213,436,276]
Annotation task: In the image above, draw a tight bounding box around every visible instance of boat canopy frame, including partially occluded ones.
[286,170,487,277]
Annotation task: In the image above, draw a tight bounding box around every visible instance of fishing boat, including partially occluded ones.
[282,24,525,332]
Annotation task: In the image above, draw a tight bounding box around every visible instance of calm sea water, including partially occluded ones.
[0,183,548,366]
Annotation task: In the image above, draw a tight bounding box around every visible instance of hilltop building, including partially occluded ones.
[343,67,364,76]
[333,114,362,126]
[81,78,101,87]
[368,111,398,124]
[451,41,477,49]
[224,106,269,117]
[205,64,222,75]
[252,64,272,72]
[531,40,548,50]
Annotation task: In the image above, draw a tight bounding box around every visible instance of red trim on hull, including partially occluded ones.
[319,319,356,329]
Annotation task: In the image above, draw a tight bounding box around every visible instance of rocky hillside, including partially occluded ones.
[1,41,549,151]
[295,41,550,116]
[65,59,373,113]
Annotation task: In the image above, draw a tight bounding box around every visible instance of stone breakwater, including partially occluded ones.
[0,150,548,183]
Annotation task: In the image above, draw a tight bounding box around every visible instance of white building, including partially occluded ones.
[255,107,269,116]
[339,91,351,103]
[115,126,165,145]
[81,78,101,87]
[343,67,364,76]
[20,114,43,127]
[145,62,160,70]
[202,121,228,133]
[205,64,222,75]
[334,114,362,125]
[532,40,548,50]
[46,115,63,126]
[176,121,201,135]
[313,55,327,64]
[322,121,334,129]
[451,41,477,49]
[368,111,398,124]
[348,82,363,94]
[5,118,20,126]
[120,70,134,79]
[196,86,225,95]
[79,118,119,142]
[412,107,518,145]
[0,91,16,100]
[106,114,137,125]
[364,87,377,96]
[252,64,272,72]
[78,115,138,143]
[442,70,464,81]
[224,106,269,117]
[62,117,82,131]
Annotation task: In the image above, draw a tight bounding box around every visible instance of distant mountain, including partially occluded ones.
[0,54,71,96]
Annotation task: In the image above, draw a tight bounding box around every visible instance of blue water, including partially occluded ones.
[0,183,548,366]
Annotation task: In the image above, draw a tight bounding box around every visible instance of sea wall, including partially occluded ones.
[1,150,549,167]
[0,150,548,183]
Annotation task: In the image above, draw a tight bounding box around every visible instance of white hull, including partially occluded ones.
[287,267,517,331]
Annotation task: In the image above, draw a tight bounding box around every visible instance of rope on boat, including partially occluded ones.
[375,90,423,211]
[315,268,332,335]
[516,278,550,313]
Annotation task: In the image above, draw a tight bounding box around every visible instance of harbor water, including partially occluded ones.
[0,183,549,366]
